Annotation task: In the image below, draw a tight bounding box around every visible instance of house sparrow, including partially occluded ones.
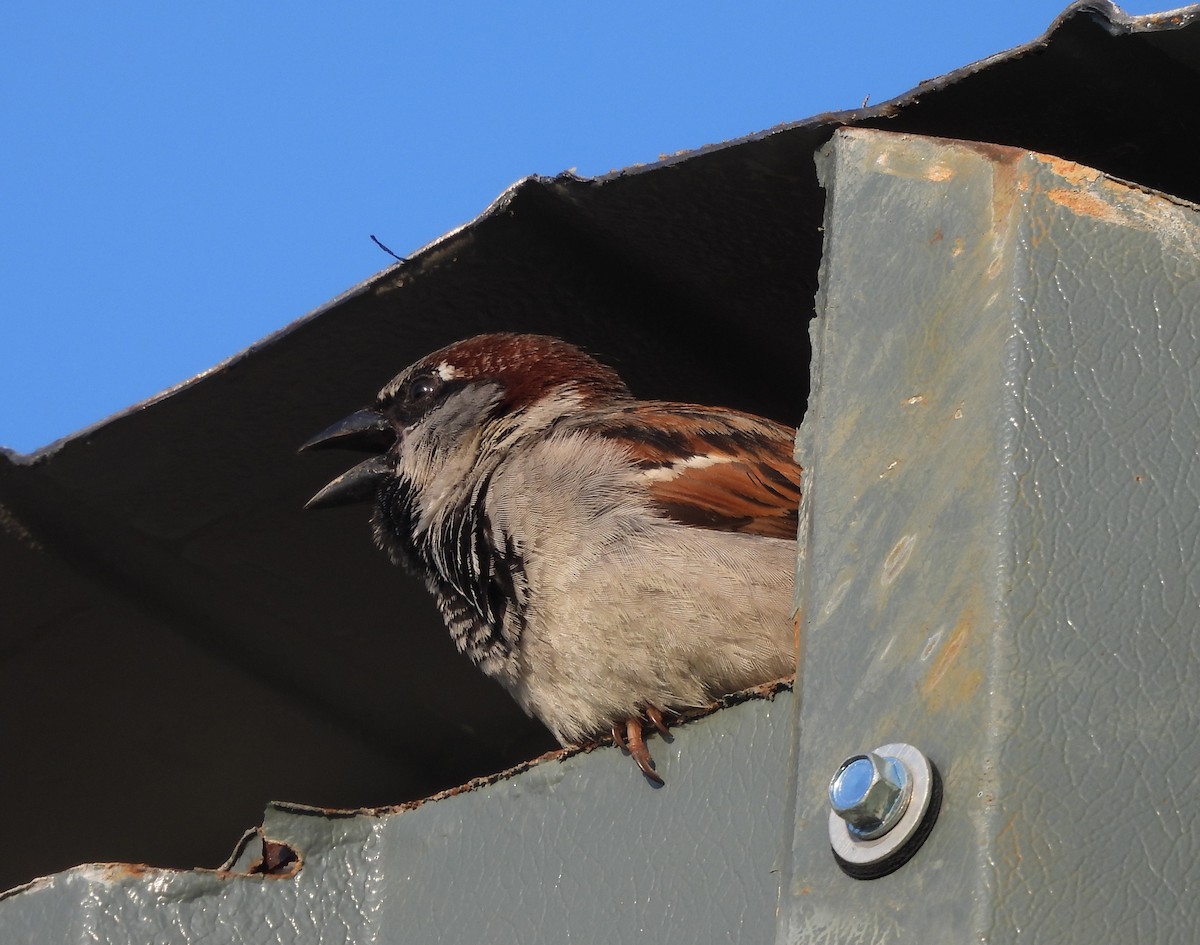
[302,333,800,783]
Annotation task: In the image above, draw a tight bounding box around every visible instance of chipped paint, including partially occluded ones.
[1045,186,1127,225]
[249,841,301,878]
[1036,153,1200,257]
[869,136,962,183]
[921,625,946,661]
[822,576,853,616]
[881,533,917,586]
[919,612,984,712]
[925,162,955,182]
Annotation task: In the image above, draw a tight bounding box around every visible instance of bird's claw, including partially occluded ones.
[646,704,671,738]
[611,707,671,785]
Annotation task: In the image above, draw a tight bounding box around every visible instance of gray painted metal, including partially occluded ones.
[782,128,1200,943]
[0,689,794,944]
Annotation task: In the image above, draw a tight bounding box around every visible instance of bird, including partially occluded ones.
[302,333,801,783]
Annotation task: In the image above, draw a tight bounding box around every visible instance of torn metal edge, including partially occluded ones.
[0,677,793,901]
[270,675,796,821]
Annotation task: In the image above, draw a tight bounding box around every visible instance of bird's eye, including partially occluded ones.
[406,375,439,404]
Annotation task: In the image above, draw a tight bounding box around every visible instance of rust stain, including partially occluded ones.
[919,612,984,711]
[959,139,1027,166]
[995,811,1024,870]
[1041,154,1103,188]
[67,843,303,888]
[929,229,944,244]
[1026,199,1053,248]
[96,863,153,881]
[1045,186,1124,225]
[1041,157,1198,255]
[991,166,1033,239]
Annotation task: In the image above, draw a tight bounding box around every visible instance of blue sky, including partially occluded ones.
[0,1,1169,453]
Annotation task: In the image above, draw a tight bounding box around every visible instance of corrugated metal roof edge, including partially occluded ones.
[9,0,1194,466]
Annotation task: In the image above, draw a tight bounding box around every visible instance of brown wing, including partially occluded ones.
[593,403,802,540]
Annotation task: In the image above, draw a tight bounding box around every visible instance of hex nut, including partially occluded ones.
[828,751,912,840]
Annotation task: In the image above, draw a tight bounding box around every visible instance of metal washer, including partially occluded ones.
[828,742,939,879]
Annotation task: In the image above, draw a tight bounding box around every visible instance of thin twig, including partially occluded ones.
[369,234,406,263]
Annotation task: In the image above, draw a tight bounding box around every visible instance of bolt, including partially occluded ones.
[828,750,913,840]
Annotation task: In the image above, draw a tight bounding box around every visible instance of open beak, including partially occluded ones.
[301,409,398,509]
[304,456,393,509]
[299,408,395,453]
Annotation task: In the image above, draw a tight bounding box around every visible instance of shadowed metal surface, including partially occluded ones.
[0,690,794,944]
[0,0,1198,894]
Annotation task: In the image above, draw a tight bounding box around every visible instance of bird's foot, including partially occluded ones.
[611,706,671,785]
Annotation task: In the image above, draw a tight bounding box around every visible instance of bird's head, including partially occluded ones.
[301,333,632,558]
